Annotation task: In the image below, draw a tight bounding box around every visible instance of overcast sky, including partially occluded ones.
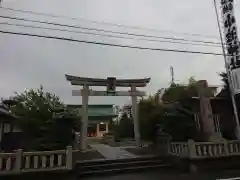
[0,0,239,105]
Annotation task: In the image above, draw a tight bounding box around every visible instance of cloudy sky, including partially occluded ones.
[0,0,239,105]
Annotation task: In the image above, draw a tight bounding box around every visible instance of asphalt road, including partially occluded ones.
[82,171,240,180]
[4,170,240,180]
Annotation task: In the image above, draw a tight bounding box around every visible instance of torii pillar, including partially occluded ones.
[131,86,140,148]
[81,84,89,150]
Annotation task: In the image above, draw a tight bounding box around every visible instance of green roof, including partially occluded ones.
[67,104,114,108]
[67,104,116,117]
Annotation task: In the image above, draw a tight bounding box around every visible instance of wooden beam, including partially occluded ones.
[70,81,148,87]
[72,90,146,97]
[65,75,150,87]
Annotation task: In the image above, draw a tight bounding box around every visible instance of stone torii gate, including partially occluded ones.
[65,75,150,150]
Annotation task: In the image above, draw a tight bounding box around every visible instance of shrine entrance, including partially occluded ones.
[65,75,150,150]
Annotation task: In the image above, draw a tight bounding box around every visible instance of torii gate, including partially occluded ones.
[65,75,150,150]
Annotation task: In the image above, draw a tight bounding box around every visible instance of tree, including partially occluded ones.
[188,76,197,85]
[161,76,215,105]
[9,86,77,150]
[118,112,134,138]
[118,96,165,141]
[138,97,164,141]
[121,104,132,118]
[217,72,231,98]
[139,94,196,141]
[161,104,196,141]
[161,84,186,103]
[161,84,198,104]
[139,77,201,142]
[219,72,229,88]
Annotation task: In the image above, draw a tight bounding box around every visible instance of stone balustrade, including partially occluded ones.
[194,141,226,158]
[169,142,189,157]
[168,140,240,159]
[0,153,16,174]
[227,140,240,155]
[0,146,72,175]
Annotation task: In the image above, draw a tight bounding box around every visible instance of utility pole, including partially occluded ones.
[170,66,175,85]
[214,0,240,139]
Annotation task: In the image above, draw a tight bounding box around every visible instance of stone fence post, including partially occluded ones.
[188,139,196,158]
[223,140,229,156]
[15,149,23,173]
[66,146,73,170]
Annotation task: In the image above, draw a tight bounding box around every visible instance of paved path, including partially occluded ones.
[89,144,136,159]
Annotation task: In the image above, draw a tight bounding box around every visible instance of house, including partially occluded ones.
[0,104,22,152]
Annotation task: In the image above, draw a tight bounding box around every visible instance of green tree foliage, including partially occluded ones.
[138,77,201,141]
[161,84,186,103]
[219,72,228,88]
[161,76,217,104]
[188,76,197,85]
[138,97,164,141]
[9,86,77,150]
[121,104,132,118]
[118,112,134,138]
[138,95,196,141]
[162,108,196,141]
[217,72,231,98]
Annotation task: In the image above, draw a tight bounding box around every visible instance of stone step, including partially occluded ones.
[80,159,165,171]
[79,163,172,176]
[76,155,161,166]
[75,156,173,177]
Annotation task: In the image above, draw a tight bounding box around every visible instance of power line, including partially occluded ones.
[0,29,225,56]
[0,6,220,40]
[3,16,224,47]
[0,15,223,46]
[0,22,222,47]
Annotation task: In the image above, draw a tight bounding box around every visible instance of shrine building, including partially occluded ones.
[67,104,117,137]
